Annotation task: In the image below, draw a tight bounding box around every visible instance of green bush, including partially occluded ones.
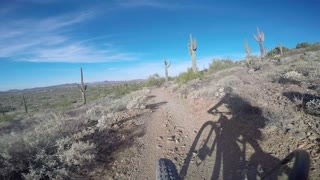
[208,58,237,74]
[0,113,18,127]
[266,46,290,56]
[296,42,312,49]
[108,83,144,99]
[145,73,165,87]
[175,68,205,84]
[245,56,261,71]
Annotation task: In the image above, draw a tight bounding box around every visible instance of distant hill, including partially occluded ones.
[1,79,146,93]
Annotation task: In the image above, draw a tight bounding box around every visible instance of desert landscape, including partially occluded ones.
[1,42,320,179]
[1,1,319,179]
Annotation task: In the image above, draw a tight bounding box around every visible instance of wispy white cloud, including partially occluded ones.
[0,8,138,63]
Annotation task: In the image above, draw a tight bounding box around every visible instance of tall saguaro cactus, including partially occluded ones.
[164,58,171,82]
[188,34,198,73]
[253,27,265,58]
[279,42,283,54]
[0,103,5,116]
[22,95,28,114]
[78,67,87,105]
[244,39,252,57]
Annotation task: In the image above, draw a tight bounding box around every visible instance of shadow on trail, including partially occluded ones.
[180,92,290,180]
[145,101,167,110]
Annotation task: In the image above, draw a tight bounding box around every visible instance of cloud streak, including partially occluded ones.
[0,8,138,63]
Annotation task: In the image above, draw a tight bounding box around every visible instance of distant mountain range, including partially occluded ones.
[2,79,146,93]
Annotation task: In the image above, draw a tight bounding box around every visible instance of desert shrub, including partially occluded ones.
[111,83,144,98]
[86,88,150,119]
[208,58,237,74]
[0,112,96,179]
[57,139,96,167]
[305,99,320,116]
[145,73,165,87]
[272,71,303,85]
[0,113,18,126]
[266,46,290,56]
[245,56,261,71]
[296,42,312,49]
[175,68,205,84]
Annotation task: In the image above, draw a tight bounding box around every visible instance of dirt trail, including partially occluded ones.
[125,87,299,180]
[124,86,241,179]
[128,88,222,179]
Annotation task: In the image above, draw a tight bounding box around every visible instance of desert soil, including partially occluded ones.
[107,86,319,180]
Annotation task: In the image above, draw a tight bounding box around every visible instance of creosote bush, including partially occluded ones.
[296,42,312,49]
[0,112,88,179]
[245,56,261,71]
[175,68,205,84]
[266,46,290,56]
[145,73,165,87]
[208,58,237,73]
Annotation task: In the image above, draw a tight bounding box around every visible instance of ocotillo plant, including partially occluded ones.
[164,58,171,82]
[279,42,283,54]
[188,34,198,73]
[78,67,87,105]
[253,27,265,58]
[22,95,28,114]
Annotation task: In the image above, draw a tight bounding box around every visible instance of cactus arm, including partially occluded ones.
[253,27,265,58]
[253,34,259,42]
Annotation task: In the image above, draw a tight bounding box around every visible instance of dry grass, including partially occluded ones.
[0,87,151,179]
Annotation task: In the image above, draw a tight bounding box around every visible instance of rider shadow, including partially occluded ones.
[180,92,289,180]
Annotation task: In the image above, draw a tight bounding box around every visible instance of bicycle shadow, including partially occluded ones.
[180,92,289,180]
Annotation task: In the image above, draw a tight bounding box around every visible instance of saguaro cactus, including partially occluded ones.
[164,58,171,82]
[253,27,265,58]
[188,34,198,73]
[22,95,28,114]
[279,42,283,54]
[78,67,87,105]
[244,39,253,69]
[0,103,5,115]
[244,39,252,57]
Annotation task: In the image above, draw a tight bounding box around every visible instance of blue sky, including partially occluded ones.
[0,0,319,90]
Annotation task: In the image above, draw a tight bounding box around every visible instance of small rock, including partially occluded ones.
[286,123,294,129]
[308,135,318,141]
[113,124,120,130]
[248,69,255,73]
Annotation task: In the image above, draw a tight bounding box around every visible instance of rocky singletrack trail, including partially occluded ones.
[110,84,319,180]
[129,88,208,179]
[123,88,283,180]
